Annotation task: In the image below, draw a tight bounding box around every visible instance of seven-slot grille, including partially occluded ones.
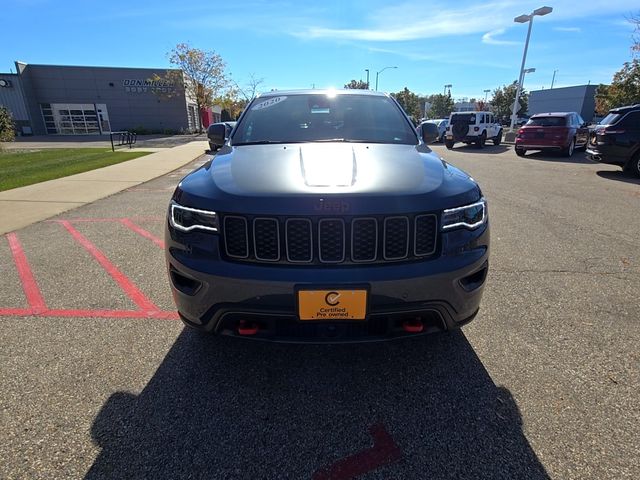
[222,214,437,265]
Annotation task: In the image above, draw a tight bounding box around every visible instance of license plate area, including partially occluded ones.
[297,289,368,321]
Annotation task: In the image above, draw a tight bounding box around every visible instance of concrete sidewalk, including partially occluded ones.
[0,140,208,234]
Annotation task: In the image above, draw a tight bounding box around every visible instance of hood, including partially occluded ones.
[174,143,481,215]
[208,143,443,196]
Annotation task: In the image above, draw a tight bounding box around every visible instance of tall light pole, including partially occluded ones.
[551,69,558,89]
[444,84,452,95]
[483,89,491,102]
[510,6,553,131]
[375,66,397,91]
[365,69,370,89]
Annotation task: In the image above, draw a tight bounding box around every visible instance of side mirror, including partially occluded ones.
[420,122,439,144]
[207,123,226,149]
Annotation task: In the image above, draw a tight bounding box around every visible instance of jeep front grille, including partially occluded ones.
[222,214,437,265]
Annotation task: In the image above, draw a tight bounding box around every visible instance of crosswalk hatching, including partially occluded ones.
[1,217,177,320]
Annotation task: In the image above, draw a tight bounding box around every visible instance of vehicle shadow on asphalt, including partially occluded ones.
[596,170,640,185]
[85,330,549,479]
[446,145,510,154]
[518,151,594,165]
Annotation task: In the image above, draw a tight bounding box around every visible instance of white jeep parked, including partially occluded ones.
[445,111,503,149]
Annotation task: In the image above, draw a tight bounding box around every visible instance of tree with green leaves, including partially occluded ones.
[490,83,528,122]
[344,79,369,89]
[0,106,15,142]
[427,93,455,119]
[391,87,421,121]
[155,43,229,132]
[594,14,640,114]
[595,59,640,114]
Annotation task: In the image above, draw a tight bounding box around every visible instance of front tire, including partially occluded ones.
[493,130,502,146]
[445,140,455,150]
[515,147,526,157]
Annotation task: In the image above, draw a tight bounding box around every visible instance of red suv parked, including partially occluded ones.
[515,112,589,157]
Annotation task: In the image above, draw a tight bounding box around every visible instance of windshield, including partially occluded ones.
[232,93,417,145]
[450,113,476,125]
[525,116,567,127]
[599,113,621,126]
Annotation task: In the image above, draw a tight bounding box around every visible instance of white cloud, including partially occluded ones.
[482,28,520,45]
[294,2,516,42]
[291,0,638,43]
[553,27,581,32]
[366,46,513,69]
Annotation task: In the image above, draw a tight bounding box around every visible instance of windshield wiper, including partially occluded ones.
[232,140,295,146]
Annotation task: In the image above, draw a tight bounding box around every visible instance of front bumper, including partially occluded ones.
[165,221,490,343]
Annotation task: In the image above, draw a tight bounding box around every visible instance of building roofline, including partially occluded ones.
[13,61,181,72]
[529,84,601,93]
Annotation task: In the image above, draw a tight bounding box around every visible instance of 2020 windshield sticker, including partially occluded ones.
[251,96,287,111]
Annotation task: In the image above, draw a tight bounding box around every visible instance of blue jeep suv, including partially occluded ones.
[165,90,489,342]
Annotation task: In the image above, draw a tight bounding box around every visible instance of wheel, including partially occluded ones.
[445,140,455,150]
[475,131,487,148]
[562,138,575,157]
[515,148,526,157]
[493,130,502,146]
[624,153,640,178]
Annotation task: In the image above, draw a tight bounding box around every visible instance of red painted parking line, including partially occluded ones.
[119,218,165,248]
[1,224,178,320]
[46,216,163,223]
[6,232,47,314]
[44,309,179,320]
[58,221,161,314]
[0,308,35,316]
[312,423,402,480]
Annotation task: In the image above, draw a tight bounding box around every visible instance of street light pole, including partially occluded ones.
[444,84,452,95]
[375,66,397,91]
[483,89,491,102]
[551,69,558,89]
[365,69,370,89]
[510,6,552,131]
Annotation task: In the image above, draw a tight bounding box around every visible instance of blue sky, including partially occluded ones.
[2,0,638,100]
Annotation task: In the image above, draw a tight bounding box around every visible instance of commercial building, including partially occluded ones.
[528,84,598,122]
[0,61,221,136]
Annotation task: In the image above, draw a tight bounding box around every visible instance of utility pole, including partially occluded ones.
[551,70,558,89]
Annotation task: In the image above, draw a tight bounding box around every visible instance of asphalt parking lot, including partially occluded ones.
[1,144,638,479]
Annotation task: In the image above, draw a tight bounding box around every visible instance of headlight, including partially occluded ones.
[170,202,219,232]
[442,198,486,230]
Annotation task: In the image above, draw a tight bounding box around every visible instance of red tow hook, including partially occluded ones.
[237,320,259,336]
[402,318,424,333]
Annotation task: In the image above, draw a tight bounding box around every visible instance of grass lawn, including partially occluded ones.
[0,148,151,192]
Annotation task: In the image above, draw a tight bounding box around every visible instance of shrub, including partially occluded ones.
[0,106,15,142]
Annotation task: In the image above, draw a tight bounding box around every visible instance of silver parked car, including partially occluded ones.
[417,119,448,143]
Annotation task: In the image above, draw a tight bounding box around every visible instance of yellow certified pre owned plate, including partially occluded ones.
[298,289,367,321]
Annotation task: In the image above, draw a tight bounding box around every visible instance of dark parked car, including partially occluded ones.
[165,90,489,343]
[515,112,589,157]
[586,104,640,177]
[207,121,236,152]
